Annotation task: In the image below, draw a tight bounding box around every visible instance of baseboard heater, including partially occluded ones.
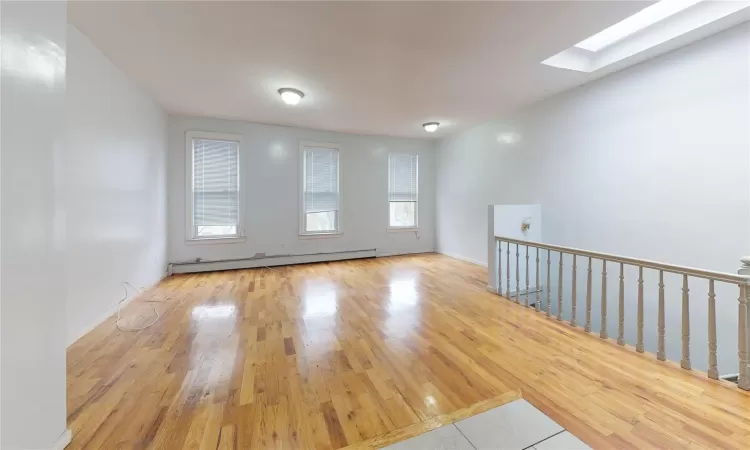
[168,248,377,275]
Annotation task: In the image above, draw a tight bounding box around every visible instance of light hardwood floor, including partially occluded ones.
[67,254,750,449]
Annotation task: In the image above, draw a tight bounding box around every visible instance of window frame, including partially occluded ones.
[299,140,342,238]
[387,152,419,232]
[185,130,245,244]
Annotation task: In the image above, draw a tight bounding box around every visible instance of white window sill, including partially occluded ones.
[299,232,343,240]
[186,236,246,245]
[387,227,419,233]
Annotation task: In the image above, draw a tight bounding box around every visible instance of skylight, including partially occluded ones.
[574,0,702,52]
[542,0,750,73]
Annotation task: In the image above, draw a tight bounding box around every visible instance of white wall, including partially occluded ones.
[436,119,535,265]
[0,1,70,448]
[168,117,436,265]
[65,26,168,344]
[437,24,750,373]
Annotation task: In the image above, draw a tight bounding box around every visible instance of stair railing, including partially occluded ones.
[492,236,750,390]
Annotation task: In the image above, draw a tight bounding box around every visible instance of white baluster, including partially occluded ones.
[601,260,608,339]
[739,283,750,389]
[571,255,577,327]
[525,246,530,307]
[737,257,750,390]
[637,266,644,353]
[657,270,666,361]
[497,241,502,296]
[681,274,691,370]
[585,257,592,333]
[546,249,552,317]
[506,242,511,299]
[535,248,540,312]
[707,279,718,380]
[618,263,624,346]
[515,244,520,303]
[557,252,563,321]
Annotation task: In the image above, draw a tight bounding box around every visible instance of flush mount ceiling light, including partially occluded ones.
[422,122,440,133]
[278,87,304,105]
[542,0,750,73]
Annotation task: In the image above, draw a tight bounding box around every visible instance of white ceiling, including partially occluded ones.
[69,1,653,139]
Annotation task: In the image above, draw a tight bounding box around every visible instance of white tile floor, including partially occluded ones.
[381,400,592,450]
[382,424,475,450]
[533,432,590,450]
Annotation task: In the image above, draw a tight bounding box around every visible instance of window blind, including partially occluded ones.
[304,147,339,213]
[389,153,418,202]
[192,138,239,228]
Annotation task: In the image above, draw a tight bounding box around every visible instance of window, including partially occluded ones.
[300,142,341,235]
[186,131,242,241]
[388,153,418,229]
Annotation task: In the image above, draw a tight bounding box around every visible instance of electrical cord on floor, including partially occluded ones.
[115,281,160,332]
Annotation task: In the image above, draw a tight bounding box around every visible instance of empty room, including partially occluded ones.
[2,0,750,449]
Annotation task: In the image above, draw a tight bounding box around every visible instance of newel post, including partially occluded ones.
[738,256,750,390]
[487,205,498,294]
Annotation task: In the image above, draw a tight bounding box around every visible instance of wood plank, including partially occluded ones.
[66,254,750,449]
[341,391,520,450]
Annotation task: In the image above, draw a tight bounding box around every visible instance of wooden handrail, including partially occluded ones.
[495,236,749,284]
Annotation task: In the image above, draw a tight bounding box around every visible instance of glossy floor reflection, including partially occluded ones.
[66,254,750,449]
[68,255,490,449]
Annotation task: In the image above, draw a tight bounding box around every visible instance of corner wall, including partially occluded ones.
[1,2,70,448]
[167,116,436,266]
[436,24,750,373]
[64,26,168,345]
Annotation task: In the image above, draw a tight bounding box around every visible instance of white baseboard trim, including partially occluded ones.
[170,249,378,274]
[52,429,72,450]
[170,248,438,275]
[67,274,166,347]
[376,249,435,258]
[437,251,487,267]
[67,297,135,347]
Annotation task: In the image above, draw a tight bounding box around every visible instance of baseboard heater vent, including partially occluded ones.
[168,248,377,275]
